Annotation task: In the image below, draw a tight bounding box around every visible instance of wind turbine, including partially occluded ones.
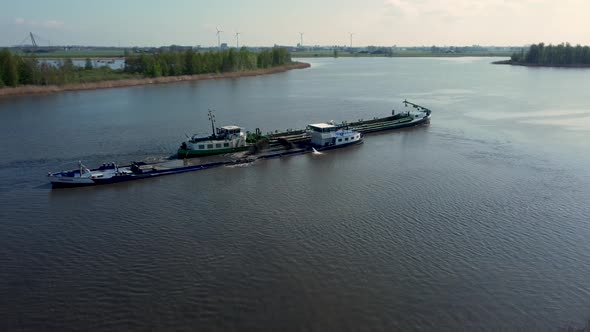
[235,32,240,48]
[216,27,223,49]
[299,32,304,47]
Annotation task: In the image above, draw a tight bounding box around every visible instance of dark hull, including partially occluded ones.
[51,140,364,188]
[177,146,250,159]
[313,139,364,151]
[51,181,101,188]
[256,148,311,160]
[256,139,363,160]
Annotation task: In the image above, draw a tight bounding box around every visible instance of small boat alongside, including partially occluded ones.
[178,110,250,158]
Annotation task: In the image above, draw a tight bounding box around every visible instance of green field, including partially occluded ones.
[74,68,141,82]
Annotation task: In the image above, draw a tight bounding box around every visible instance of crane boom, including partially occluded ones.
[29,32,37,48]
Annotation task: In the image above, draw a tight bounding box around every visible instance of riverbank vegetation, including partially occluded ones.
[124,47,290,77]
[0,47,292,88]
[503,43,590,67]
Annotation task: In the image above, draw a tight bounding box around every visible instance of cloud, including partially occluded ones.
[383,0,549,19]
[13,17,66,29]
[44,20,65,29]
[384,0,420,17]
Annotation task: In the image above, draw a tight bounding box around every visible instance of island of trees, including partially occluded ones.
[0,47,294,88]
[502,43,590,67]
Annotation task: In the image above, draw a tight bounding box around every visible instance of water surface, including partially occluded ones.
[1,57,589,331]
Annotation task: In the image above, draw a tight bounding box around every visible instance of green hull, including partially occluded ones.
[177,146,250,158]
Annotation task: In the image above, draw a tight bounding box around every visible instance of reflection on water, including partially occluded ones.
[521,116,590,130]
[465,108,590,130]
[466,108,590,120]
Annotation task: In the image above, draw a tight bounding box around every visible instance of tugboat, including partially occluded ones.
[178,110,250,158]
[307,122,363,150]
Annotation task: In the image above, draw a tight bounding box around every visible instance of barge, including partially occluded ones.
[266,100,431,146]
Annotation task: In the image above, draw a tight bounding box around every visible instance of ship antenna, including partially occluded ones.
[208,109,217,136]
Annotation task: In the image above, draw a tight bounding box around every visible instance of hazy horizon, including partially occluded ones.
[1,0,589,48]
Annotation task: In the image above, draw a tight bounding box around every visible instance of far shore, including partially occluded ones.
[38,56,125,61]
[492,59,590,68]
[0,62,310,98]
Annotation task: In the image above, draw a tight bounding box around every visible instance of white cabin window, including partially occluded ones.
[198,145,205,150]
[338,138,342,142]
[345,138,349,141]
[207,144,213,149]
[216,143,222,148]
[223,143,229,147]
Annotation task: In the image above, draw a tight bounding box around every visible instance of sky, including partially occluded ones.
[1,0,589,47]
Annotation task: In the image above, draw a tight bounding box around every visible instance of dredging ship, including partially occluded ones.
[48,100,431,188]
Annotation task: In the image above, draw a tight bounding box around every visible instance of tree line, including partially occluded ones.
[511,43,590,66]
[0,47,292,88]
[124,47,291,77]
[0,49,131,88]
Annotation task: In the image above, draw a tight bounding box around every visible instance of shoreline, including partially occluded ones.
[0,62,310,98]
[296,54,511,58]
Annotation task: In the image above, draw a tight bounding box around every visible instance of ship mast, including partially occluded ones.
[207,109,217,136]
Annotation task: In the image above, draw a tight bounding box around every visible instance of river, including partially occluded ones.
[1,57,589,331]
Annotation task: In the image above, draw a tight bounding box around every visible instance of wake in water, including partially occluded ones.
[225,161,255,168]
[312,148,323,155]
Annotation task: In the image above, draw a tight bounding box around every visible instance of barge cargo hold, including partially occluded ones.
[266,100,431,146]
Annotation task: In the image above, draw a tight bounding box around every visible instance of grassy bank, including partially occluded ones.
[1,47,295,90]
[0,62,310,98]
[71,67,143,83]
